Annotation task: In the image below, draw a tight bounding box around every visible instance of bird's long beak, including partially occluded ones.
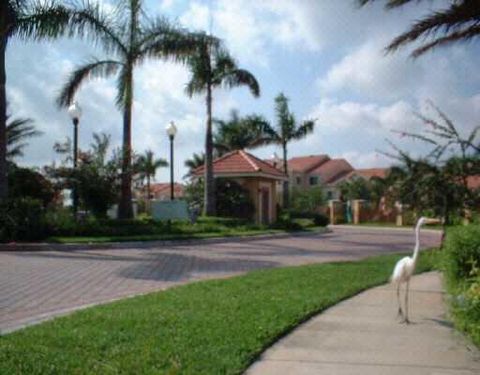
[425,218,441,225]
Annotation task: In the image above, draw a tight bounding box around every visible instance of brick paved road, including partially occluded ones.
[0,227,441,333]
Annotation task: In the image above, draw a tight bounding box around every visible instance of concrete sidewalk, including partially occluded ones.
[246,272,480,375]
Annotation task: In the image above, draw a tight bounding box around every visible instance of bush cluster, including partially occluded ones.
[0,198,46,241]
[443,224,480,347]
[443,225,480,283]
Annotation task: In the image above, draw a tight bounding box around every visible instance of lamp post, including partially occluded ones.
[67,101,82,217]
[166,121,177,200]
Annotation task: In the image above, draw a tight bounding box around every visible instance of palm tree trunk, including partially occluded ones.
[204,81,216,216]
[118,69,133,219]
[282,142,289,209]
[146,174,151,213]
[0,36,7,202]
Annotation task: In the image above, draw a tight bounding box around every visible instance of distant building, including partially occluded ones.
[149,183,185,200]
[267,154,390,201]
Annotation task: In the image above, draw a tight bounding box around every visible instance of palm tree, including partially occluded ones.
[57,0,214,219]
[213,110,271,155]
[262,93,316,208]
[6,114,42,160]
[136,149,167,205]
[358,0,480,57]
[0,0,73,201]
[184,152,205,178]
[185,42,260,216]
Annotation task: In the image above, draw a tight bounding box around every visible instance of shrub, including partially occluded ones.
[290,187,324,215]
[443,224,480,347]
[313,213,329,227]
[185,179,255,221]
[271,212,303,231]
[0,198,47,242]
[8,166,56,208]
[443,225,480,284]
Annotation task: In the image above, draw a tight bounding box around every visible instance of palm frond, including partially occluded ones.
[57,58,122,107]
[385,0,480,56]
[291,119,316,140]
[410,24,480,56]
[185,77,206,97]
[357,0,422,9]
[6,116,42,159]
[219,69,260,97]
[138,19,217,64]
[13,0,71,41]
[67,0,127,55]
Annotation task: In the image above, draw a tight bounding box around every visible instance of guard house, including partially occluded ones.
[192,150,287,224]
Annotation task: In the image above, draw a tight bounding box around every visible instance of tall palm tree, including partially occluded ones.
[358,0,480,57]
[6,114,42,160]
[262,93,316,208]
[136,149,167,205]
[57,0,215,219]
[0,0,72,201]
[213,109,271,155]
[185,42,260,216]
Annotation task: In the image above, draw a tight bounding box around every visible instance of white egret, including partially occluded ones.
[392,216,440,324]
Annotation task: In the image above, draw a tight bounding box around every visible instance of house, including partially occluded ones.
[193,150,287,224]
[149,183,185,200]
[272,154,390,201]
[283,155,354,200]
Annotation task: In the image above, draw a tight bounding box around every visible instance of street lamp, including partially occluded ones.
[166,121,177,200]
[67,101,82,217]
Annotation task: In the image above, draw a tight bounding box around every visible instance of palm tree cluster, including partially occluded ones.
[185,93,317,209]
[135,150,168,205]
[358,0,480,57]
[1,0,260,219]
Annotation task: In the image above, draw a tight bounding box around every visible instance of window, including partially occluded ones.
[327,191,333,199]
[309,176,318,185]
[296,177,301,185]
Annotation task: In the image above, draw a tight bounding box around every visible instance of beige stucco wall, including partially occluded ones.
[233,177,278,224]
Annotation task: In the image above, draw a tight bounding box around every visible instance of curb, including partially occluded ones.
[0,228,331,252]
[330,224,442,234]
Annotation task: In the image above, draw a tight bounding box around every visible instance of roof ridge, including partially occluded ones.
[240,150,260,171]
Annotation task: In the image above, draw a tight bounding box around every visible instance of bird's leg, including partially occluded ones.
[396,283,403,319]
[404,280,410,324]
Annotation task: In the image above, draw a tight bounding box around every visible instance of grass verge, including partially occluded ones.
[47,226,324,244]
[0,250,439,374]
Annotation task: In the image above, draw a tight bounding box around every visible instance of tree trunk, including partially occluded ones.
[146,174,151,212]
[204,81,216,216]
[0,36,7,202]
[282,142,289,209]
[118,68,133,219]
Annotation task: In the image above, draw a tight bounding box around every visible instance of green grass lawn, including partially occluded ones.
[0,250,439,374]
[47,226,325,244]
[44,216,324,244]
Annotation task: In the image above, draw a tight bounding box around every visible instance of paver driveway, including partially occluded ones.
[0,227,441,333]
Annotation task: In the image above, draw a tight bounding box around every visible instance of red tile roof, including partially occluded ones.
[288,155,330,173]
[310,159,354,184]
[150,183,184,197]
[349,168,390,180]
[467,176,480,190]
[193,150,286,179]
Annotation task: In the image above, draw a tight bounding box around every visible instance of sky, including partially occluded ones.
[7,0,480,183]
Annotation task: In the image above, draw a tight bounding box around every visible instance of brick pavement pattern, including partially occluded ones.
[0,227,441,333]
